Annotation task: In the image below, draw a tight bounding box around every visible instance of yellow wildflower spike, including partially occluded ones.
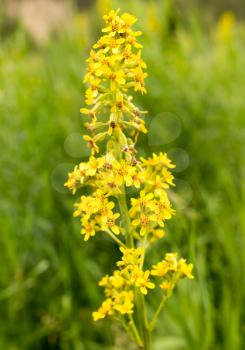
[65,9,194,346]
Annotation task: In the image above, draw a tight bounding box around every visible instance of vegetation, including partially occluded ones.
[0,1,244,349]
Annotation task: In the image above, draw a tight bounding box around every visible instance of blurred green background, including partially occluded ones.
[0,0,244,349]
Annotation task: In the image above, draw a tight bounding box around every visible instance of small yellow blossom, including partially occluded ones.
[101,212,121,235]
[113,291,134,315]
[64,163,88,194]
[111,273,125,289]
[112,160,135,187]
[150,228,166,244]
[162,168,175,187]
[83,135,99,154]
[132,213,156,236]
[155,198,176,225]
[98,274,110,287]
[178,259,194,279]
[151,261,169,277]
[86,156,104,176]
[160,281,172,291]
[141,152,175,168]
[80,218,98,241]
[135,270,155,295]
[93,298,113,321]
[73,195,100,218]
[117,247,144,269]
[151,253,194,292]
[130,191,155,216]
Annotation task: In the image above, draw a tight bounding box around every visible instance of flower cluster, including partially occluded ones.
[65,9,194,347]
[65,150,176,243]
[151,253,194,293]
[73,189,121,241]
[93,247,156,321]
[79,9,148,156]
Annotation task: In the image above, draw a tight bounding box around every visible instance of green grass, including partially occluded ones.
[0,1,244,349]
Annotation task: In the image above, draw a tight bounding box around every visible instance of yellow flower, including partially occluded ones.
[101,212,121,235]
[113,291,134,315]
[165,253,178,271]
[131,67,147,94]
[85,89,95,105]
[93,53,115,76]
[151,261,169,277]
[141,152,175,168]
[112,160,135,187]
[121,12,137,29]
[150,228,166,244]
[162,168,175,187]
[129,265,144,284]
[150,175,169,197]
[92,298,113,321]
[87,77,101,98]
[130,170,145,188]
[151,253,178,277]
[130,191,155,216]
[132,213,156,236]
[95,171,121,196]
[73,195,100,218]
[99,200,115,217]
[103,36,125,55]
[114,299,134,315]
[155,198,176,223]
[98,274,110,287]
[159,281,172,292]
[111,271,125,289]
[135,270,155,295]
[119,44,133,62]
[102,9,122,35]
[84,62,97,83]
[86,156,104,176]
[117,247,144,269]
[80,217,97,241]
[83,135,99,154]
[178,259,194,279]
[64,163,88,194]
[109,70,126,91]
[126,34,143,49]
[103,9,119,23]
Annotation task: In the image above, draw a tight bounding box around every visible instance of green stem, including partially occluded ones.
[105,230,127,248]
[148,294,167,332]
[140,235,148,269]
[129,315,143,347]
[118,188,134,248]
[149,280,177,331]
[119,316,137,345]
[137,292,152,350]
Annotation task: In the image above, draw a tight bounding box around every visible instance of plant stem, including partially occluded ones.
[149,281,177,331]
[140,236,148,269]
[148,294,167,332]
[119,316,137,345]
[105,230,127,248]
[129,315,143,347]
[118,188,134,248]
[137,292,152,350]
